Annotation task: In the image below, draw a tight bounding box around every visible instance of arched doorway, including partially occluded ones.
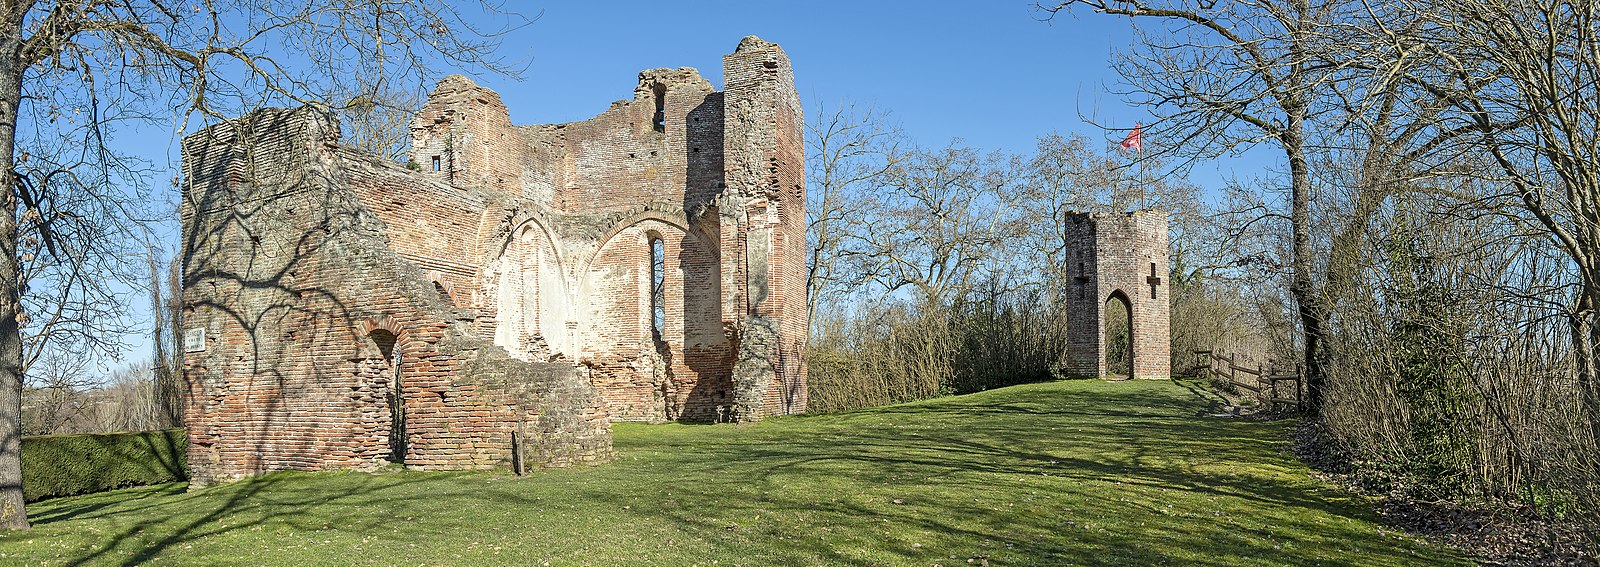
[369,329,406,463]
[1103,290,1133,379]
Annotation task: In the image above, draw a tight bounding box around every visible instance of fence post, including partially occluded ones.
[511,429,526,477]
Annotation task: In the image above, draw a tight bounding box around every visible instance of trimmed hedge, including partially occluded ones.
[21,429,187,502]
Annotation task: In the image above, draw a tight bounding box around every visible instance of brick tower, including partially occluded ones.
[1062,210,1170,380]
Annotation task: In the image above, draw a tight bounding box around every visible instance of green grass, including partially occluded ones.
[0,379,1460,566]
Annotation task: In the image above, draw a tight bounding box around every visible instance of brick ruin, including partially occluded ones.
[1062,210,1172,380]
[179,36,807,485]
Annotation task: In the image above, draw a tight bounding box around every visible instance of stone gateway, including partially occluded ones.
[179,37,807,485]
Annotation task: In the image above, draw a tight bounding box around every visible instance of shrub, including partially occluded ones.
[22,429,187,502]
[807,284,1064,413]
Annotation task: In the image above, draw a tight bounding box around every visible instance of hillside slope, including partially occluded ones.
[0,379,1459,566]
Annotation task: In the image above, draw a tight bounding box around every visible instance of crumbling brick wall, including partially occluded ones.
[181,36,807,483]
[1062,210,1171,380]
[402,36,805,422]
[180,107,614,485]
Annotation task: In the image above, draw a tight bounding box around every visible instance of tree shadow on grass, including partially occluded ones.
[12,471,445,566]
[29,482,189,526]
[575,380,1456,565]
[6,379,1457,566]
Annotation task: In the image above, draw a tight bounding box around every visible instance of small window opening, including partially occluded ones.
[652,84,666,132]
[430,155,441,172]
[1075,262,1087,300]
[650,237,666,339]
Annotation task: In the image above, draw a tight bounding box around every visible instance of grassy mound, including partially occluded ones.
[0,379,1459,565]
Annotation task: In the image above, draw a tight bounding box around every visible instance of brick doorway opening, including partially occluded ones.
[1104,290,1133,380]
[369,329,407,464]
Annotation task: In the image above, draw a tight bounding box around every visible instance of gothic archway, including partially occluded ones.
[1103,290,1133,379]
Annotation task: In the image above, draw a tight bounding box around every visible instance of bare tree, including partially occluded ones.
[19,350,92,435]
[337,82,424,163]
[148,247,181,429]
[0,0,529,530]
[1363,0,1600,536]
[1039,0,1347,412]
[804,102,902,330]
[855,142,1020,305]
[1391,0,1600,440]
[13,132,147,388]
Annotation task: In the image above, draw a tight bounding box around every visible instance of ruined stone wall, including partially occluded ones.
[181,38,808,486]
[340,148,489,306]
[410,77,540,201]
[722,37,808,418]
[407,71,735,423]
[1062,210,1171,380]
[405,37,805,422]
[181,108,612,485]
[553,67,721,212]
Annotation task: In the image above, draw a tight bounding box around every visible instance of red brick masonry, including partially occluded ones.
[1062,210,1172,380]
[180,37,807,485]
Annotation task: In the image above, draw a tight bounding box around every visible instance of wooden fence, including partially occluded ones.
[1192,350,1303,412]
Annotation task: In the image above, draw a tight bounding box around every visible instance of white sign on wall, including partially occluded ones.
[183,327,207,353]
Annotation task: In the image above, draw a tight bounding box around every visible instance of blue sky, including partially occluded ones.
[472,1,1275,186]
[498,2,1127,150]
[100,1,1278,376]
[493,4,1113,148]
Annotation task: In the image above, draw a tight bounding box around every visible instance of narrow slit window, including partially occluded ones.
[650,237,666,338]
[1076,262,1087,300]
[652,84,666,132]
[430,155,441,172]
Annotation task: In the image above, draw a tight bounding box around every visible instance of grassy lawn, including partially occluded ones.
[0,379,1460,566]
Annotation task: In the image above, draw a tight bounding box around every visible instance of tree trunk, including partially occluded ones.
[0,9,28,529]
[1574,289,1600,452]
[1283,105,1326,415]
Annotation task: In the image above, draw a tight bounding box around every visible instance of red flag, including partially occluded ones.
[1121,123,1143,152]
